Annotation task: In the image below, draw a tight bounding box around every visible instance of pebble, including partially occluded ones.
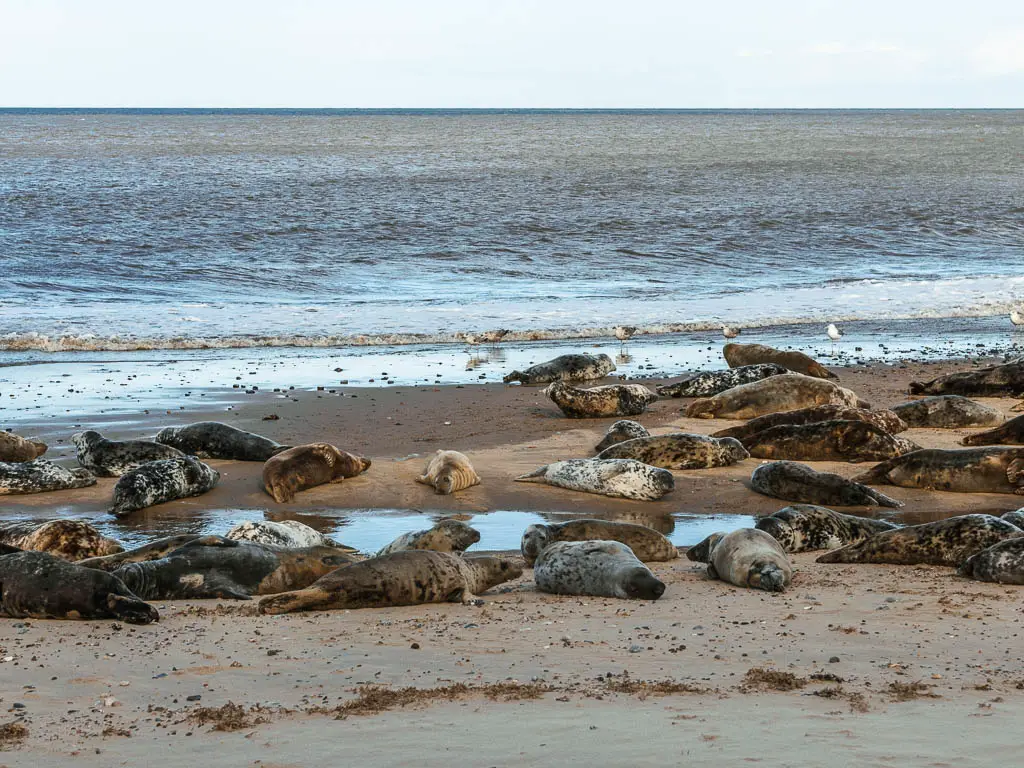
[186,694,202,702]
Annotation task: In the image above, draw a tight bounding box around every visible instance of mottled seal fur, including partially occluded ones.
[533,540,665,600]
[751,461,903,508]
[706,528,792,591]
[544,381,658,418]
[754,505,898,552]
[109,456,220,517]
[597,432,749,469]
[77,535,203,571]
[155,421,289,461]
[891,396,1004,429]
[257,550,522,614]
[0,431,47,462]
[740,420,920,462]
[415,450,480,494]
[0,459,96,495]
[959,537,1024,583]
[853,447,1024,496]
[1001,508,1024,529]
[817,514,1024,566]
[515,459,675,501]
[962,414,1024,446]
[685,532,725,563]
[503,353,616,385]
[521,520,678,566]
[0,552,158,623]
[262,443,370,503]
[711,406,908,440]
[0,520,122,561]
[723,343,837,380]
[226,520,340,548]
[685,374,868,420]
[656,364,789,398]
[72,430,185,477]
[376,519,481,557]
[594,420,650,452]
[909,361,1024,397]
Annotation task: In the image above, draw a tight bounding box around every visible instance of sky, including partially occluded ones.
[0,0,1022,108]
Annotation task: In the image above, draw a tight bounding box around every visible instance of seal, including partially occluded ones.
[262,443,371,503]
[754,504,899,552]
[376,519,481,557]
[723,342,837,380]
[685,374,868,420]
[751,461,903,508]
[597,432,749,469]
[711,405,908,440]
[77,535,203,571]
[891,396,1004,429]
[959,537,1024,583]
[415,450,481,495]
[226,520,341,548]
[685,532,725,563]
[909,360,1024,397]
[705,528,792,591]
[962,414,1024,446]
[544,381,658,418]
[853,447,1024,496]
[594,420,650,452]
[0,520,122,561]
[72,430,185,477]
[257,550,523,614]
[1001,508,1024,529]
[515,459,675,501]
[817,514,1023,566]
[155,421,290,461]
[0,431,47,462]
[109,456,220,517]
[0,551,158,623]
[533,540,665,599]
[0,459,96,495]
[740,420,921,462]
[503,353,616,386]
[656,364,789,398]
[521,519,678,566]
[112,536,358,600]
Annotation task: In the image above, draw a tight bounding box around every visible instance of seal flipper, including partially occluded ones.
[706,561,719,580]
[864,486,903,508]
[515,466,549,483]
[107,593,159,625]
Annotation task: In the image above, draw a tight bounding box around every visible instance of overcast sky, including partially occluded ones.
[1,0,1021,108]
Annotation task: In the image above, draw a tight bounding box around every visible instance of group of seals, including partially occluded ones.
[891,395,1004,429]
[0,520,122,561]
[262,444,370,503]
[377,519,480,557]
[110,456,221,517]
[909,360,1024,397]
[0,431,47,462]
[685,374,867,420]
[72,430,184,477]
[962,414,1024,446]
[739,420,920,462]
[853,447,1024,496]
[751,461,903,508]
[156,422,290,461]
[0,459,96,495]
[516,459,675,501]
[544,382,657,418]
[597,432,748,469]
[723,343,837,380]
[711,405,908,440]
[503,353,616,385]
[415,450,480,495]
[656,364,788,398]
[533,541,665,600]
[520,519,677,566]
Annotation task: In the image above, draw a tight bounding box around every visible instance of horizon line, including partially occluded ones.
[1,106,1021,112]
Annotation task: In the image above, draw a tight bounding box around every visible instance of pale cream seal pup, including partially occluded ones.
[415,450,481,495]
[532,540,665,600]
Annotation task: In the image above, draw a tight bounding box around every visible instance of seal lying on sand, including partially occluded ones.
[0,431,47,462]
[515,459,674,501]
[891,396,1004,429]
[257,550,522,614]
[853,447,1024,496]
[909,360,1024,397]
[109,456,220,517]
[415,450,480,495]
[704,528,792,591]
[740,420,920,462]
[817,514,1023,566]
[0,459,96,495]
[77,535,203,571]
[1001,509,1024,529]
[597,433,748,469]
[685,374,867,420]
[503,353,616,385]
[72,430,184,477]
[377,519,480,557]
[754,505,898,552]
[262,444,370,503]
[521,520,678,566]
[962,414,1024,446]
[0,552,158,623]
[0,520,122,561]
[544,382,657,418]
[226,520,341,548]
[751,461,903,507]
[533,540,665,599]
[959,537,1024,583]
[656,364,788,398]
[711,406,908,440]
[594,420,650,452]
[723,343,837,380]
[685,533,725,563]
[155,421,289,461]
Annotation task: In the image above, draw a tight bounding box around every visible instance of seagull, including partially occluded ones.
[480,329,511,344]
[613,326,637,344]
[1011,310,1024,328]
[826,323,842,355]
[722,325,741,339]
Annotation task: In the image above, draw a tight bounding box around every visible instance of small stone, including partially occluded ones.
[829,656,840,663]
[628,645,643,653]
[186,695,202,702]
[410,643,420,650]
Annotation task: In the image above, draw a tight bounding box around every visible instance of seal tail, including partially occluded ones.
[514,466,549,483]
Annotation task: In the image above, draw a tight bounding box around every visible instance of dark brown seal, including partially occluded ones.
[751,461,903,508]
[0,431,47,462]
[262,443,371,503]
[908,360,1024,397]
[723,342,837,379]
[740,420,920,462]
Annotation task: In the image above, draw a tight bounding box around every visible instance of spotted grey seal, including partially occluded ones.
[0,520,122,561]
[817,514,1023,566]
[77,535,204,570]
[155,421,289,461]
[685,532,725,563]
[262,443,370,503]
[751,461,903,508]
[909,360,1024,397]
[962,414,1024,446]
[72,430,185,477]
[754,505,898,552]
[515,459,675,501]
[0,551,158,623]
[544,381,658,418]
[685,374,868,420]
[415,450,480,494]
[711,405,908,440]
[533,540,665,599]
[891,396,1004,429]
[594,420,650,452]
[109,456,220,517]
[853,447,1024,496]
[1001,508,1024,529]
[521,519,677,566]
[226,520,341,548]
[656,364,789,398]
[597,432,749,469]
[959,537,1024,583]
[0,459,96,495]
[0,431,47,462]
[257,550,522,614]
[723,343,837,380]
[705,528,792,591]
[503,353,616,385]
[740,420,920,462]
[376,518,481,557]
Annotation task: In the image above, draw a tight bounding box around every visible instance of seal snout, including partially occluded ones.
[625,569,666,600]
[751,563,787,592]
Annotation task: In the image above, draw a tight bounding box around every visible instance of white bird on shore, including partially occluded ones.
[722,325,741,339]
[1011,310,1024,328]
[826,323,842,355]
[613,326,637,344]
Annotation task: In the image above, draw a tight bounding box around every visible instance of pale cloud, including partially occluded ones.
[972,29,1024,73]
[735,48,775,58]
[806,41,927,61]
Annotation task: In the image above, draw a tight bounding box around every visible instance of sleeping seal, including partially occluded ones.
[72,430,184,477]
[751,461,903,508]
[962,414,1024,446]
[594,420,650,452]
[515,459,675,501]
[376,519,481,557]
[711,405,908,440]
[262,443,371,503]
[597,432,749,469]
[0,520,122,561]
[415,450,480,495]
[109,456,220,517]
[685,532,726,563]
[155,421,289,461]
[1001,508,1024,529]
[723,343,837,380]
[817,514,1023,566]
[740,420,920,462]
[852,447,1024,496]
[257,550,522,614]
[959,537,1024,583]
[521,519,677,566]
[909,360,1024,397]
[503,353,616,385]
[533,540,665,600]
[754,505,898,552]
[226,520,341,548]
[705,528,792,591]
[77,535,203,571]
[0,431,47,462]
[0,459,96,495]
[891,396,1004,429]
[656,364,789,398]
[685,374,868,420]
[544,381,658,418]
